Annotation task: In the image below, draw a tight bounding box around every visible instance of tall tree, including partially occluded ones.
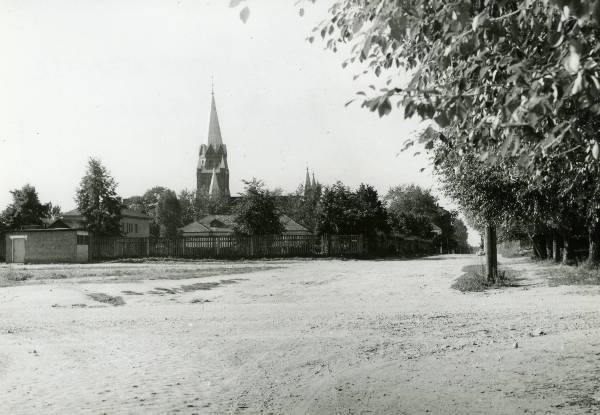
[453,218,471,253]
[178,189,201,226]
[233,178,284,235]
[196,192,232,216]
[75,158,123,236]
[157,190,182,238]
[49,204,62,220]
[385,185,438,239]
[355,184,389,236]
[434,149,522,280]
[283,182,323,233]
[317,182,388,235]
[1,184,51,230]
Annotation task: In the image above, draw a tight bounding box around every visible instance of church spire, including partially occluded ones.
[305,167,311,191]
[207,88,223,146]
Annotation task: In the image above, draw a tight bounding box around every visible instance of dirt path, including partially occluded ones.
[1,255,600,414]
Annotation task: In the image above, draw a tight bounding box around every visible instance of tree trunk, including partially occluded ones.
[532,234,546,259]
[485,224,498,283]
[562,236,571,265]
[545,233,553,259]
[552,232,561,263]
[588,226,600,264]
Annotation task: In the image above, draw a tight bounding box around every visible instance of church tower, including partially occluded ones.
[197,89,230,198]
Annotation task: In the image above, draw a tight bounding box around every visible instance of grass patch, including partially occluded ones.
[0,264,278,287]
[179,281,222,292]
[87,292,125,306]
[0,270,34,286]
[6,271,33,281]
[452,264,519,292]
[545,264,600,286]
[190,298,210,304]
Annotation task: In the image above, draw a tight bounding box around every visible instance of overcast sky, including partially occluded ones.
[0,0,479,244]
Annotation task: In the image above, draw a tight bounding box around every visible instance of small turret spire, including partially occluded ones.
[305,167,311,190]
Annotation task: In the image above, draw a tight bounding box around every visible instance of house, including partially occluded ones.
[179,214,311,237]
[4,229,90,264]
[55,208,151,237]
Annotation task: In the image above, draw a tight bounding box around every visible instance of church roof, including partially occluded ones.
[207,93,223,146]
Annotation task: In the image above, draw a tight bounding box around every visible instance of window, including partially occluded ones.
[135,224,138,233]
[77,235,89,245]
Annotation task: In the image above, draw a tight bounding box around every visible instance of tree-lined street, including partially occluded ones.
[1,255,599,414]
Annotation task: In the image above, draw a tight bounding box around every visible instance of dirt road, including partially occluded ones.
[1,255,600,414]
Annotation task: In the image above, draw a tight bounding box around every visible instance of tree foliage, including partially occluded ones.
[75,158,123,236]
[313,0,600,168]
[282,183,323,233]
[0,184,51,230]
[385,184,462,251]
[157,190,182,238]
[317,182,388,235]
[233,178,284,235]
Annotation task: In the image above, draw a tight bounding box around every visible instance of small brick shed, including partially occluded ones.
[5,229,90,264]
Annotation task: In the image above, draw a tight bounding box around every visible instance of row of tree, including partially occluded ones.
[0,158,124,236]
[312,0,600,279]
[280,180,470,253]
[1,158,470,255]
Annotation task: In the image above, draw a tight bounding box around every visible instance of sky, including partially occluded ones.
[0,0,480,245]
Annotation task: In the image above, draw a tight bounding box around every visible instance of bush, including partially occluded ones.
[546,264,600,286]
[451,264,518,292]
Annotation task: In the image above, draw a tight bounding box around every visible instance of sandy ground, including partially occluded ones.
[1,255,600,414]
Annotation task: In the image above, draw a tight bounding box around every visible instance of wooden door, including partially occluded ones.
[12,238,25,263]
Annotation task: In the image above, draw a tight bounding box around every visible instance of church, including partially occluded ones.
[180,89,312,237]
[196,89,230,199]
[195,89,319,201]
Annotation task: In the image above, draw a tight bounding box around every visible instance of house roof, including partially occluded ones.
[181,214,310,235]
[62,209,84,218]
[62,208,150,220]
[279,214,310,233]
[179,221,211,233]
[121,209,151,219]
[197,215,236,228]
[48,218,87,230]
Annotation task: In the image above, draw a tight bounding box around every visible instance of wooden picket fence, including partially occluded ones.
[90,234,368,260]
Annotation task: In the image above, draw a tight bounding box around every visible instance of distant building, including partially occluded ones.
[180,214,311,237]
[55,208,151,237]
[197,89,230,199]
